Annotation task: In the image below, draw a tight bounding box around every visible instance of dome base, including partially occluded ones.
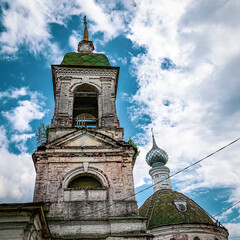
[78,40,94,53]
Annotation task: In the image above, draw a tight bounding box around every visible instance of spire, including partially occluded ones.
[83,16,89,41]
[151,128,158,149]
[147,129,172,192]
[77,15,94,53]
[146,128,168,168]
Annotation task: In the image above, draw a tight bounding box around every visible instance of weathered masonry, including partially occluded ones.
[0,17,229,240]
[32,18,150,240]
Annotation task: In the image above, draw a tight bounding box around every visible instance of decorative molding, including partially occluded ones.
[55,68,118,77]
[63,166,109,189]
[83,162,89,172]
[69,81,101,93]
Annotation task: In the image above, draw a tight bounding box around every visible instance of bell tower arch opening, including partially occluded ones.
[73,83,98,128]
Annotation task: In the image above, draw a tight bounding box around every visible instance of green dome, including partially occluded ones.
[139,189,215,229]
[61,52,111,66]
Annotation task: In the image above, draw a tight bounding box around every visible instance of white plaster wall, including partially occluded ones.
[148,223,228,240]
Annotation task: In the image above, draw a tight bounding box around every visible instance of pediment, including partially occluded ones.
[64,134,106,147]
[47,129,119,148]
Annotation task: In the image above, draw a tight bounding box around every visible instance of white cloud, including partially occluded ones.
[225,223,240,239]
[0,126,35,202]
[69,30,81,52]
[0,87,44,202]
[126,1,240,233]
[0,0,77,62]
[11,133,35,152]
[0,87,28,99]
[0,0,129,61]
[128,0,240,184]
[75,0,126,41]
[67,0,136,50]
[1,88,48,132]
[0,87,48,132]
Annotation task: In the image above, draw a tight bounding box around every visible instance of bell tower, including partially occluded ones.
[32,17,148,239]
[51,17,119,131]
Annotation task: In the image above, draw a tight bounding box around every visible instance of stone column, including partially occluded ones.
[101,77,115,128]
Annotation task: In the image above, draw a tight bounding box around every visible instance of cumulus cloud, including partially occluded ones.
[10,133,35,152]
[69,30,81,52]
[0,0,130,60]
[76,0,126,41]
[0,0,78,62]
[2,90,47,132]
[0,87,28,99]
[225,223,240,238]
[0,126,35,203]
[68,0,131,50]
[0,86,46,202]
[126,0,240,233]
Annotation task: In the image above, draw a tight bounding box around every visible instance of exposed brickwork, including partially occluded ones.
[51,65,120,129]
[31,62,148,239]
[33,128,138,220]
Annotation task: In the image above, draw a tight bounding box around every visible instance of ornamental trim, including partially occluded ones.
[55,68,118,77]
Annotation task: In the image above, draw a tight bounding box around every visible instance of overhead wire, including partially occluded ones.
[83,136,240,217]
[212,201,240,238]
[213,200,240,217]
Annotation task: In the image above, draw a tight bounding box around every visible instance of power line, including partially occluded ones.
[214,200,240,217]
[83,136,240,217]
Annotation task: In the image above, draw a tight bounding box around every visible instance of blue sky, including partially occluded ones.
[0,0,240,238]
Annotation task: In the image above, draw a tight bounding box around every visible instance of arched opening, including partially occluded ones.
[67,174,103,189]
[161,175,168,184]
[73,84,98,128]
[194,237,200,240]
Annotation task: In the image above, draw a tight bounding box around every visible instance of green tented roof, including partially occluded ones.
[61,52,111,66]
[139,189,215,228]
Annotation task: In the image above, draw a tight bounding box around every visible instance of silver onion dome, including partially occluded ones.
[146,129,168,168]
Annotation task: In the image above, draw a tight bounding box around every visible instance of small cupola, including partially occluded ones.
[146,129,171,192]
[146,129,169,168]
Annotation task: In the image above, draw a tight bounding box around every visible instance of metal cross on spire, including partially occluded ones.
[83,15,89,41]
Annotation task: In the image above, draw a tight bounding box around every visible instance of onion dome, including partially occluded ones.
[139,189,216,228]
[146,130,168,168]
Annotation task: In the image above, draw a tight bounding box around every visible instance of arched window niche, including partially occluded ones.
[63,167,109,202]
[67,173,103,189]
[73,83,99,128]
